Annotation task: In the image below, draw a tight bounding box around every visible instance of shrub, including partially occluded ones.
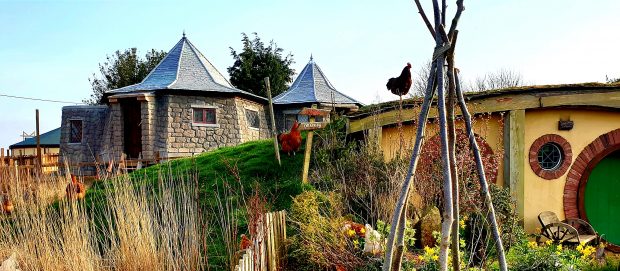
[288,190,367,270]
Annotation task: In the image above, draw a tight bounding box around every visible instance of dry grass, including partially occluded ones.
[0,167,207,271]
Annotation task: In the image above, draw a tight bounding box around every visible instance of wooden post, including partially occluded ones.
[0,148,4,168]
[264,77,281,166]
[301,104,317,184]
[36,109,42,173]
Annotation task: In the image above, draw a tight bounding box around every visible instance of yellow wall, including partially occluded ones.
[381,113,506,186]
[522,109,620,232]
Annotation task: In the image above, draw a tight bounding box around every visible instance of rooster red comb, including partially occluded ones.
[406,62,412,68]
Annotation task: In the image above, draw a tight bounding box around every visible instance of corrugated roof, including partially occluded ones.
[273,57,362,106]
[107,35,265,101]
[9,128,61,149]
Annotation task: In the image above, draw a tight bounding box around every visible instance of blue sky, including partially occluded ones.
[1,0,619,148]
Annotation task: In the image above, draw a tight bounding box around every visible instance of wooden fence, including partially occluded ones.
[0,151,60,174]
[235,210,287,271]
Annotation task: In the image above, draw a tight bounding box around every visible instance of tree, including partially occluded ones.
[228,33,295,98]
[85,48,166,105]
[471,69,523,92]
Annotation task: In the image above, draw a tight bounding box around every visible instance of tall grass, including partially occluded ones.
[0,166,207,271]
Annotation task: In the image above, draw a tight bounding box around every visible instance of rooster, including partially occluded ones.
[2,196,13,215]
[66,174,86,200]
[239,234,251,251]
[386,62,412,96]
[278,120,302,155]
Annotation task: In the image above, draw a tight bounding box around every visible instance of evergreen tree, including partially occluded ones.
[228,33,295,97]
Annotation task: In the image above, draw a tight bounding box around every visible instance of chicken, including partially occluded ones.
[66,174,86,200]
[2,196,13,215]
[278,120,302,155]
[386,62,413,96]
[239,234,251,251]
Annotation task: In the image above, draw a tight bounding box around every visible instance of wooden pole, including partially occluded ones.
[383,61,438,271]
[455,71,507,271]
[301,104,317,184]
[264,77,281,166]
[36,109,42,175]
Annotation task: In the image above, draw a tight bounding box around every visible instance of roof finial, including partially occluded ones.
[310,54,313,62]
[183,30,186,38]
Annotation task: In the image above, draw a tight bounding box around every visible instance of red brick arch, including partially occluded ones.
[563,129,620,220]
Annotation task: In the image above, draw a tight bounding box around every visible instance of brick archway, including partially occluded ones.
[564,128,620,221]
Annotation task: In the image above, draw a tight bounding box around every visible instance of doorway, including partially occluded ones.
[121,98,142,159]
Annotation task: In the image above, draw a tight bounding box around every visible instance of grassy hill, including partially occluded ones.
[85,138,307,269]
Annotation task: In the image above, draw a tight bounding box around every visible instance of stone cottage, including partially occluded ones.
[272,56,362,131]
[60,35,270,167]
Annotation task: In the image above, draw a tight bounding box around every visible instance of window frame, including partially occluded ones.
[528,134,572,180]
[68,119,83,144]
[245,108,260,129]
[191,106,218,127]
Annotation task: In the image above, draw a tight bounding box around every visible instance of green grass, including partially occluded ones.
[85,137,308,269]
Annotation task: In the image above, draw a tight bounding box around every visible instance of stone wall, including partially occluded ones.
[234,98,271,142]
[159,95,269,158]
[59,105,108,175]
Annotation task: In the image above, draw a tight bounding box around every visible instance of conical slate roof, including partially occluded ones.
[107,35,265,100]
[273,57,362,105]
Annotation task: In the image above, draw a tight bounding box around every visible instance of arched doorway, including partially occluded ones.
[564,128,620,250]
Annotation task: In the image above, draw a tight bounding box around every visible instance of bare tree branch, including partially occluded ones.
[414,0,436,38]
[448,0,464,40]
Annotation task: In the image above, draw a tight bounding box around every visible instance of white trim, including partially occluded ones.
[191,123,219,128]
[191,104,218,109]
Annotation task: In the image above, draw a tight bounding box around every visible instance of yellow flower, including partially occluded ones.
[346,229,356,237]
[556,251,562,255]
[359,227,366,234]
[556,244,563,251]
[417,255,424,261]
[459,219,466,229]
[353,239,359,246]
[424,246,433,253]
[431,255,439,261]
[527,241,538,249]
[545,240,553,246]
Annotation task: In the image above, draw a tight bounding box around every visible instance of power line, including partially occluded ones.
[0,93,85,105]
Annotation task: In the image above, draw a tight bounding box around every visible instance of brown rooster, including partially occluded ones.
[386,62,412,96]
[278,120,302,155]
[66,174,86,200]
[239,234,252,251]
[2,196,13,215]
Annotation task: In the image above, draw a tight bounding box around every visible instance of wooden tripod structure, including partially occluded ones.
[382,1,508,271]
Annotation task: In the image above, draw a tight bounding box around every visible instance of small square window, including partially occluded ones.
[245,109,260,129]
[193,108,216,124]
[69,120,83,143]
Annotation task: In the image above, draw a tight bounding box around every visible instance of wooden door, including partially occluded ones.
[585,151,620,245]
[121,99,142,159]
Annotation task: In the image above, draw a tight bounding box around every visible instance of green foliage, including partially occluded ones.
[311,116,403,224]
[288,190,360,270]
[228,32,295,97]
[86,48,166,104]
[489,235,617,271]
[376,219,416,250]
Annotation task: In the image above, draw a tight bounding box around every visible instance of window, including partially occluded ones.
[69,120,83,143]
[284,114,297,131]
[245,109,260,129]
[193,108,216,124]
[537,142,563,170]
[529,134,572,180]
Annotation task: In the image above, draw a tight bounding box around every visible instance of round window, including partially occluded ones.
[537,142,563,170]
[529,134,572,180]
